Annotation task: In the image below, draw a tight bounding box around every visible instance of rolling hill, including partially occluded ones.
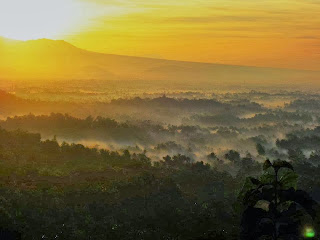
[1,36,319,87]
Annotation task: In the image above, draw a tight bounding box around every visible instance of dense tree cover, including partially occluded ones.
[256,143,266,156]
[277,135,320,152]
[0,127,319,239]
[0,113,277,161]
[286,99,320,112]
[110,96,263,113]
[225,150,241,162]
[189,110,315,127]
[3,89,320,165]
[2,89,320,239]
[2,112,316,164]
[0,127,242,239]
[0,91,266,125]
[0,113,168,147]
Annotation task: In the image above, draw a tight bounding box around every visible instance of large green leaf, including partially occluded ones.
[254,200,270,211]
[279,171,298,189]
[260,172,274,185]
[238,177,258,202]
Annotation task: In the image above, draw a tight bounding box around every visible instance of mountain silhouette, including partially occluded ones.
[1,37,319,86]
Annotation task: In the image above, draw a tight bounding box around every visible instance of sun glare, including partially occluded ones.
[0,0,89,40]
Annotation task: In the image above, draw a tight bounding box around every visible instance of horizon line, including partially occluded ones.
[1,35,319,73]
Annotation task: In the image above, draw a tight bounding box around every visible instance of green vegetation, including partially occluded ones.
[0,126,319,239]
[0,127,241,239]
[240,160,318,239]
[1,90,320,239]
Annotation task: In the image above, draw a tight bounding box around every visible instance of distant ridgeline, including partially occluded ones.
[1,38,320,87]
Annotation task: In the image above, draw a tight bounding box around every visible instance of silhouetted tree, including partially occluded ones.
[225,150,240,162]
[256,143,266,156]
[207,152,218,161]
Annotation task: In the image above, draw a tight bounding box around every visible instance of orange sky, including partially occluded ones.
[1,0,320,70]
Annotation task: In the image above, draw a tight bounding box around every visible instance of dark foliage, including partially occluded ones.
[240,160,319,240]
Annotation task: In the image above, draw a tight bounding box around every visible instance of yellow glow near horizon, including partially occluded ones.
[0,0,124,41]
[0,0,83,40]
[0,0,320,70]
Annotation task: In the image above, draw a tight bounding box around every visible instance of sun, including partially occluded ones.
[0,0,87,41]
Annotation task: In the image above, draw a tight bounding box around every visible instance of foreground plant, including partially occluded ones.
[240,159,318,240]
